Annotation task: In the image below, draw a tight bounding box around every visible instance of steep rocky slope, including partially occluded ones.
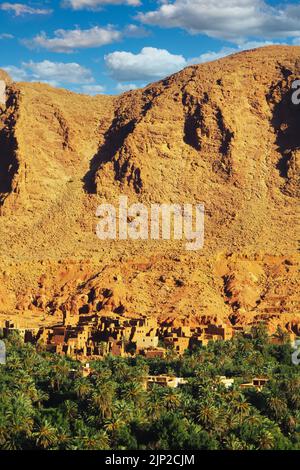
[0,46,299,332]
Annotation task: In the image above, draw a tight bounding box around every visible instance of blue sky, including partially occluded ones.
[0,0,300,94]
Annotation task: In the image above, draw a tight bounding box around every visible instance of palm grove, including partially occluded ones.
[0,327,300,450]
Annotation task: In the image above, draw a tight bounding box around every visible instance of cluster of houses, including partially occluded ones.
[0,312,235,359]
[0,314,291,394]
[1,311,297,363]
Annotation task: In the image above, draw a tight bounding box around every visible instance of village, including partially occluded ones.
[1,307,296,361]
[0,311,236,359]
[1,311,298,394]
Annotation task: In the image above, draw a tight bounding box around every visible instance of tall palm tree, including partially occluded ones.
[90,382,115,419]
[163,388,181,411]
[50,361,70,391]
[197,404,218,431]
[146,386,165,419]
[267,396,287,421]
[74,378,91,400]
[104,414,125,446]
[5,394,34,436]
[63,400,78,421]
[233,398,251,424]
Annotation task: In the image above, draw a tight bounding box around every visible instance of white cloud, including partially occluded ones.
[79,84,106,94]
[25,26,122,53]
[0,33,14,39]
[116,83,139,92]
[124,24,149,38]
[26,60,94,84]
[106,42,284,83]
[189,47,237,64]
[138,0,300,43]
[3,60,94,85]
[105,47,187,81]
[189,41,279,64]
[2,65,28,82]
[63,0,140,9]
[0,2,52,16]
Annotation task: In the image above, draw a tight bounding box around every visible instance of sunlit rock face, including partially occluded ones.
[0,80,6,105]
[0,47,299,333]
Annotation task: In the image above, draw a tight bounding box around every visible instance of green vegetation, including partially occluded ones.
[0,327,300,450]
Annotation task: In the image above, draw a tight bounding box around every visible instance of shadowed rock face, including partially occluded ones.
[0,46,299,332]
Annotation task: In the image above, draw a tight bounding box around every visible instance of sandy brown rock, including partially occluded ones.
[0,46,299,332]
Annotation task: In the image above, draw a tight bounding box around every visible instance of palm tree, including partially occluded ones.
[63,400,78,421]
[245,413,261,428]
[233,398,251,424]
[104,415,125,446]
[80,430,110,450]
[197,404,218,431]
[146,386,165,419]
[267,396,287,421]
[113,400,134,423]
[121,381,145,406]
[74,378,91,400]
[50,360,70,391]
[2,394,34,450]
[6,350,22,371]
[223,434,246,450]
[257,430,275,450]
[35,389,49,409]
[55,429,73,450]
[0,432,26,450]
[90,382,115,419]
[285,377,300,409]
[163,388,181,411]
[34,420,57,449]
[5,394,34,436]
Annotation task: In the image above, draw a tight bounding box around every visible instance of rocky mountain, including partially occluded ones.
[0,45,299,333]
